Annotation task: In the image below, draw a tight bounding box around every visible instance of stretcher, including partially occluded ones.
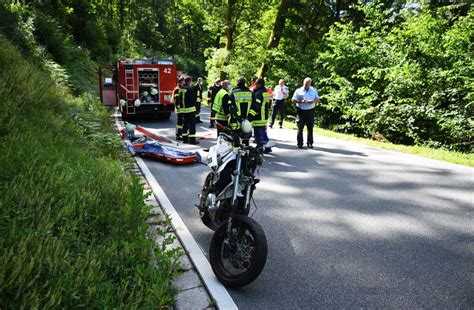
[128,140,199,165]
[123,124,214,142]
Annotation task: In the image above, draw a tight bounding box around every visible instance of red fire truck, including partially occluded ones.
[99,58,177,119]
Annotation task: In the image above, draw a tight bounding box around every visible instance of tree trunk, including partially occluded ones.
[257,0,290,78]
[335,0,341,20]
[119,0,125,31]
[221,0,236,80]
[225,0,236,51]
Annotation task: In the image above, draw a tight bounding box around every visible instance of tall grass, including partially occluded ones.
[0,36,178,308]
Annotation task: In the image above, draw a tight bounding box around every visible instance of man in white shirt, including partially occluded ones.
[270,79,289,128]
[291,77,320,149]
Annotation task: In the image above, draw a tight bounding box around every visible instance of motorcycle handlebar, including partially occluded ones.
[216,123,244,147]
[215,104,251,147]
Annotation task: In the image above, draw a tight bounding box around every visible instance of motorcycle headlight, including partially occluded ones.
[241,119,252,134]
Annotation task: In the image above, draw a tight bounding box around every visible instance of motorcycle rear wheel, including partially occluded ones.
[209,215,267,287]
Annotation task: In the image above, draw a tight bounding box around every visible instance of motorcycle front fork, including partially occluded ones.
[226,152,243,248]
[225,151,254,249]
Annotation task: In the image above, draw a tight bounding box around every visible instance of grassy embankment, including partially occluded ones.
[0,37,180,308]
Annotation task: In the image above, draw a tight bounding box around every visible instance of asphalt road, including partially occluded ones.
[134,107,473,309]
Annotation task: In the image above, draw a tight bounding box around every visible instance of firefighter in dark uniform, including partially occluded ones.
[181,76,199,144]
[207,79,221,128]
[194,77,204,123]
[212,80,231,135]
[249,78,272,153]
[173,76,185,140]
[228,76,255,131]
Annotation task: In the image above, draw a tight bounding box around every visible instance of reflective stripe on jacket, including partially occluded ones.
[250,87,271,127]
[212,88,229,121]
[180,85,197,114]
[229,87,253,129]
[173,85,181,113]
[194,85,203,103]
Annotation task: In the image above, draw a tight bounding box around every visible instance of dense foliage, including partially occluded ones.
[1,1,470,151]
[0,27,179,310]
[224,2,472,152]
[208,1,473,152]
[318,4,473,151]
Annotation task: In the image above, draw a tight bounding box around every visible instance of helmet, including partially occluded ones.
[150,88,158,95]
[125,123,136,132]
[241,119,252,134]
[134,99,141,107]
[119,99,126,107]
[142,91,149,97]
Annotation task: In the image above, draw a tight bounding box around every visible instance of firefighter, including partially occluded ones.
[207,78,221,128]
[228,76,254,131]
[194,77,204,124]
[173,76,185,140]
[249,76,258,92]
[212,80,231,135]
[249,78,272,153]
[181,76,199,144]
[250,75,274,98]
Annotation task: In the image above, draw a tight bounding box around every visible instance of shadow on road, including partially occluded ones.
[311,146,367,157]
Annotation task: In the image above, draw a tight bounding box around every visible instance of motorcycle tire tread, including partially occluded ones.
[209,215,268,287]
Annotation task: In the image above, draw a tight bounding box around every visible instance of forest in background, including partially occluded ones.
[0,0,472,152]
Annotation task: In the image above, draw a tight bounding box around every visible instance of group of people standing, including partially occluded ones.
[208,76,273,153]
[173,74,321,150]
[207,76,321,150]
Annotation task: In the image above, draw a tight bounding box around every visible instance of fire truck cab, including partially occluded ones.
[99,58,177,119]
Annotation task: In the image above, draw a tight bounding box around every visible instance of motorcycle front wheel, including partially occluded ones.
[209,215,268,287]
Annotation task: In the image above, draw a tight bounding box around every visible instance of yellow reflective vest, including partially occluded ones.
[229,87,253,129]
[212,88,230,121]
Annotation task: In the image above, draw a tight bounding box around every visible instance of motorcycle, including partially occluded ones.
[196,119,268,287]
